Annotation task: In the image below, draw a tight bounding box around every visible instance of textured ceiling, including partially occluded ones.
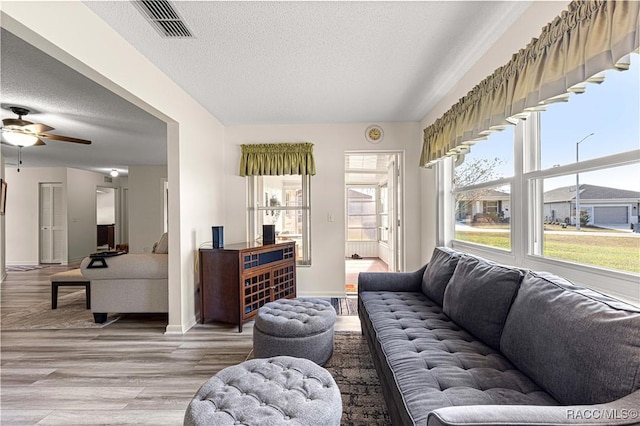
[84,1,531,125]
[1,1,533,174]
[0,29,166,175]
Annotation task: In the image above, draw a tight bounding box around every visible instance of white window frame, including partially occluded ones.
[379,183,389,244]
[346,185,378,242]
[248,175,311,266]
[440,111,640,304]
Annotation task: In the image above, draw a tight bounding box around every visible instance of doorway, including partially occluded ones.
[344,151,404,293]
[39,183,64,264]
[96,186,116,251]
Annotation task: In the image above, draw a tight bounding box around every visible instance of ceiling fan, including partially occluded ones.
[1,106,92,171]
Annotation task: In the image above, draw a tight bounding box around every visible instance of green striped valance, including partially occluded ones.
[239,143,316,176]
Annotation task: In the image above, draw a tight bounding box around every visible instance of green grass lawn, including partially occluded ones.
[455,230,640,273]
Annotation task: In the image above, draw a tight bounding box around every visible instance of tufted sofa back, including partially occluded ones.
[441,254,524,350]
[421,247,462,306]
[500,271,640,405]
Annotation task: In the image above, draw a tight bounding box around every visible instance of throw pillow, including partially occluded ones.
[154,232,169,254]
[421,247,462,306]
[442,254,523,350]
[501,271,640,405]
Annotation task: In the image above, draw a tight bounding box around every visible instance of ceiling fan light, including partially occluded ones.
[3,130,38,147]
[110,169,119,177]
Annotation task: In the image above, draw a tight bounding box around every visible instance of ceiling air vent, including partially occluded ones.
[133,0,194,38]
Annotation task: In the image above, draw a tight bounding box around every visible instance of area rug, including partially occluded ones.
[325,332,390,425]
[330,297,358,316]
[247,331,390,425]
[1,291,121,330]
[5,264,50,272]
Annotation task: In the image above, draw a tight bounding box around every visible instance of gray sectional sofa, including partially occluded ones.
[358,247,640,426]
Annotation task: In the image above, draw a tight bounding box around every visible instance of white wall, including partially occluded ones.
[1,1,225,333]
[224,122,422,297]
[128,165,167,253]
[3,167,120,265]
[0,155,5,280]
[4,167,68,265]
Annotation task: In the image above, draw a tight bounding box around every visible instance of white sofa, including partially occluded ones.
[80,234,168,323]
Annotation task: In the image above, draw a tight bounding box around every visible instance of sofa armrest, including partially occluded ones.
[358,264,427,293]
[427,391,640,426]
[81,253,168,280]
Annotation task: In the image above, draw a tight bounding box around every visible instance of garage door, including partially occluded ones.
[593,206,628,224]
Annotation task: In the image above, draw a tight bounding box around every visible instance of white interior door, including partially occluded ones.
[40,183,64,264]
[387,159,397,272]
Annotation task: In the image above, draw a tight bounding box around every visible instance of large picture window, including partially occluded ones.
[453,126,514,252]
[445,53,639,300]
[248,175,311,265]
[529,54,640,275]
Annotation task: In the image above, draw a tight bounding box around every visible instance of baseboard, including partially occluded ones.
[164,315,198,335]
[298,291,348,298]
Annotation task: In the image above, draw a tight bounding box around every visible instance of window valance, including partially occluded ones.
[420,0,639,167]
[239,143,316,176]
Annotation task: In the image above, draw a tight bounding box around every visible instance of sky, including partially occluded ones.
[461,53,640,192]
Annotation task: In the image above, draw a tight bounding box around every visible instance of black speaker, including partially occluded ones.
[212,226,224,248]
[263,224,276,244]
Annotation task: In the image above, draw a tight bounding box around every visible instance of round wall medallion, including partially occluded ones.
[365,125,384,144]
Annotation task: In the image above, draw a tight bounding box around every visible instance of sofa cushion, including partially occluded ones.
[153,232,169,254]
[421,247,462,306]
[81,253,168,280]
[500,271,640,405]
[360,291,557,425]
[442,255,523,350]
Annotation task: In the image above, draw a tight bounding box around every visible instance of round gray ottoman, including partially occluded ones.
[184,356,342,426]
[253,298,337,366]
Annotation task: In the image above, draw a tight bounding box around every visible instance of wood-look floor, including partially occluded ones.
[0,266,361,425]
[345,258,389,292]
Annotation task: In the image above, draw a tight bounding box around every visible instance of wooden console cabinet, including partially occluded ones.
[198,241,296,332]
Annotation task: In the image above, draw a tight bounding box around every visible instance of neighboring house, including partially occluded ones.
[456,188,511,223]
[544,184,640,226]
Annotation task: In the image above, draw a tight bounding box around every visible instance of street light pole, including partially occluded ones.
[575,133,594,231]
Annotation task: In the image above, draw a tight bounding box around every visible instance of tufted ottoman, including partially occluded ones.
[184,356,342,426]
[253,298,337,366]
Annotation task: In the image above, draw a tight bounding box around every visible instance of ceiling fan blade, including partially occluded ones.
[39,133,91,145]
[24,123,54,133]
[2,118,33,127]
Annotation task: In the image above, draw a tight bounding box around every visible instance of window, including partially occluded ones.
[454,183,512,251]
[453,126,514,251]
[444,53,639,298]
[248,175,311,265]
[347,187,377,241]
[529,54,640,274]
[535,164,640,274]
